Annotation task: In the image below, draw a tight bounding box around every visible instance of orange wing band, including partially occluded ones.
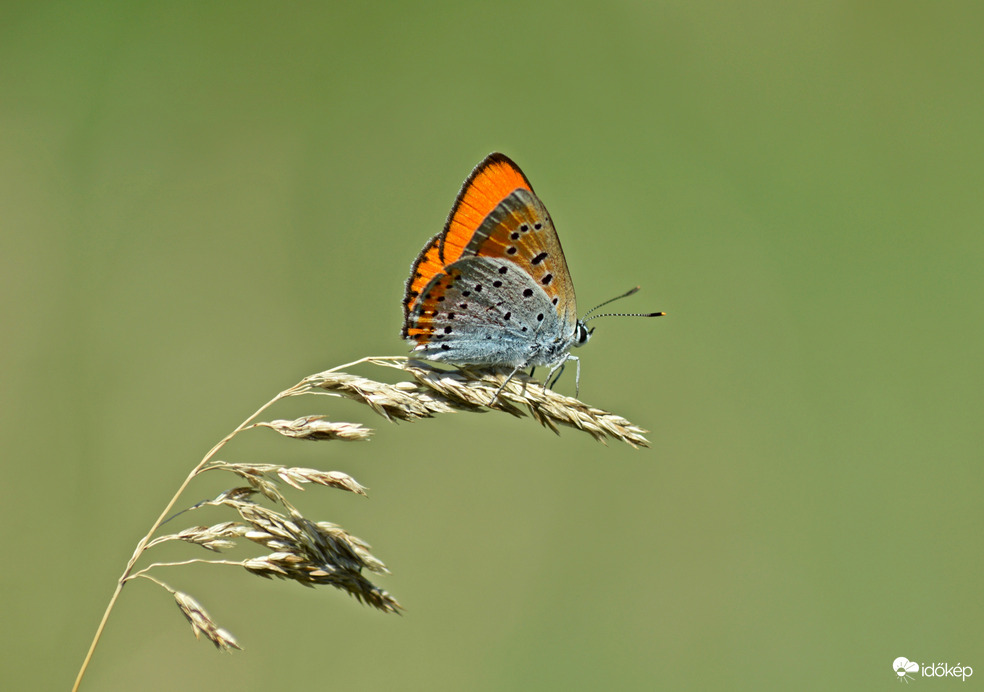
[440,154,533,263]
[404,153,533,322]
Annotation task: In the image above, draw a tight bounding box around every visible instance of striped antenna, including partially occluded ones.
[582,286,665,322]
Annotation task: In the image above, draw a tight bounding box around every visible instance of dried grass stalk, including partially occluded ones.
[73,356,651,691]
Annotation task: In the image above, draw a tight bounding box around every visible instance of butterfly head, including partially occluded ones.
[574,320,593,348]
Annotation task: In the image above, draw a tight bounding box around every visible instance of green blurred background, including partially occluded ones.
[2,2,981,690]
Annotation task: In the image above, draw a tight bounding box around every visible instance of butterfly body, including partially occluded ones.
[402,154,590,381]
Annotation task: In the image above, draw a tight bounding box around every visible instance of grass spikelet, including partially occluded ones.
[171,590,242,652]
[73,355,651,691]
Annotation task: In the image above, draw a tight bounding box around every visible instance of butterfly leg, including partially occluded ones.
[489,363,526,406]
[570,355,581,398]
[545,355,580,396]
[545,362,564,389]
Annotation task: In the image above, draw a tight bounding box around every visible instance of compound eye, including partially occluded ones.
[576,322,591,345]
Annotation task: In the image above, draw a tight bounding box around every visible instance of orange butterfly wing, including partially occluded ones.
[403,154,532,322]
[402,154,578,355]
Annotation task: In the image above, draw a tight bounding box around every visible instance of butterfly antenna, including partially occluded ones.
[584,310,665,321]
[582,286,665,322]
[582,286,641,318]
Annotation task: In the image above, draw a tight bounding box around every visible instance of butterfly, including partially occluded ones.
[402,153,662,397]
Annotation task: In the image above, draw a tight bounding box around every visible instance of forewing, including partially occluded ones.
[403,153,532,325]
